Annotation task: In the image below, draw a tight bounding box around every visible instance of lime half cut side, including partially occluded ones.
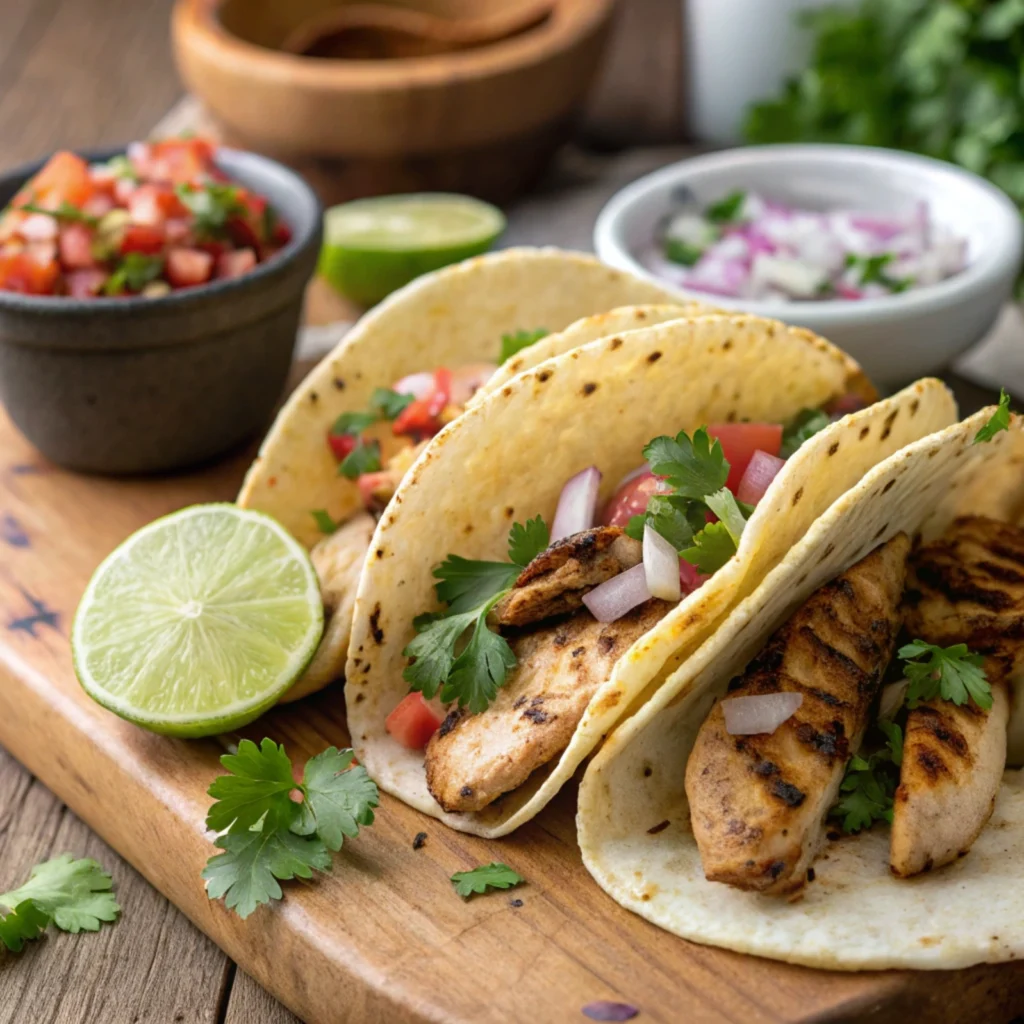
[319,193,506,306]
[72,504,324,738]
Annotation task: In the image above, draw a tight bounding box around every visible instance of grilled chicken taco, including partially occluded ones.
[578,401,1024,970]
[238,248,687,701]
[345,313,956,838]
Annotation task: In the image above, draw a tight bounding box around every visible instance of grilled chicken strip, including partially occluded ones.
[685,534,910,895]
[492,527,642,628]
[426,599,671,813]
[892,515,1024,876]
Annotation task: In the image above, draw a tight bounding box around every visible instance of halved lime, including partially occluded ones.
[318,193,506,306]
[72,504,323,738]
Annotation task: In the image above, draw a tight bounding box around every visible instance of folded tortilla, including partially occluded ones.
[238,248,685,700]
[346,313,956,837]
[578,408,1024,971]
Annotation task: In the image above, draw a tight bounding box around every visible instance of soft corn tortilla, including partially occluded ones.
[578,410,1024,971]
[345,312,956,838]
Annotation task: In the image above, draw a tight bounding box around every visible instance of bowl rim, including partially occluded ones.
[593,143,1024,326]
[175,0,616,88]
[0,144,322,314]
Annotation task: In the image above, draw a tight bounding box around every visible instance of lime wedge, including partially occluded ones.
[319,193,505,305]
[72,504,323,737]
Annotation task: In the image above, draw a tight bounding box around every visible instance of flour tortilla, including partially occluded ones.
[345,312,955,838]
[578,409,1024,971]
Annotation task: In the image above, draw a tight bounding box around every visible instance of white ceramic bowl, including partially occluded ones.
[594,145,1023,386]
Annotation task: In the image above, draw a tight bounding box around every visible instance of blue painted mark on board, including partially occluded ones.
[1,513,29,548]
[7,590,60,638]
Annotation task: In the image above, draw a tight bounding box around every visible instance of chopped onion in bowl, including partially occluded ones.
[722,692,803,736]
[736,450,786,506]
[551,466,602,542]
[643,524,681,602]
[583,563,651,623]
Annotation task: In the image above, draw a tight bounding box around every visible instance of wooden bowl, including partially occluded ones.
[171,0,617,205]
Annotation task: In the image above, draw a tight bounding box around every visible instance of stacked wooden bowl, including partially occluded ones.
[172,0,618,204]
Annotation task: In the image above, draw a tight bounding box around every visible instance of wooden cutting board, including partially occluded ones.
[2,393,1024,1023]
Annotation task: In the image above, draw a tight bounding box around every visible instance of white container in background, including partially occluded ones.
[683,0,855,144]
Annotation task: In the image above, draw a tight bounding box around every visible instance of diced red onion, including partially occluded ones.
[678,558,708,595]
[736,450,786,505]
[879,680,908,720]
[392,371,436,401]
[722,692,803,735]
[551,466,602,542]
[583,563,651,623]
[643,524,681,602]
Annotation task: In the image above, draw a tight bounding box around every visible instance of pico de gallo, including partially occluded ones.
[0,138,291,298]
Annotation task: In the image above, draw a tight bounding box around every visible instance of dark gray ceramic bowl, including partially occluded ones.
[0,147,322,474]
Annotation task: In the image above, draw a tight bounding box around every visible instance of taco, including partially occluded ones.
[345,312,956,838]
[238,248,685,701]
[577,403,1024,971]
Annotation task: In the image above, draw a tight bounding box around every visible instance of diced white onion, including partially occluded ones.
[643,524,681,602]
[551,466,602,542]
[722,692,803,735]
[583,563,651,623]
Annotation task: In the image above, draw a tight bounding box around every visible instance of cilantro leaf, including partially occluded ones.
[704,488,748,546]
[664,239,705,266]
[176,182,245,239]
[370,387,415,420]
[829,722,903,834]
[19,200,97,225]
[403,609,479,699]
[681,522,737,573]
[644,427,729,500]
[973,388,1011,444]
[332,411,379,436]
[0,855,119,937]
[205,737,297,834]
[877,718,903,766]
[899,640,992,709]
[500,328,548,364]
[0,900,51,953]
[508,515,549,566]
[432,555,520,614]
[780,408,831,458]
[339,440,381,480]
[202,828,330,920]
[705,190,747,223]
[311,509,339,535]
[625,494,702,552]
[293,748,379,851]
[450,863,524,899]
[441,596,517,712]
[104,252,164,295]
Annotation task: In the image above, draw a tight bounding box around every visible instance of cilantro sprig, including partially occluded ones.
[175,182,245,239]
[103,252,164,295]
[0,855,119,952]
[706,190,747,224]
[328,387,417,483]
[780,408,831,458]
[403,517,549,713]
[19,200,98,226]
[499,328,548,364]
[844,252,913,292]
[202,739,378,919]
[899,640,992,709]
[974,389,1011,444]
[450,863,524,899]
[830,719,903,834]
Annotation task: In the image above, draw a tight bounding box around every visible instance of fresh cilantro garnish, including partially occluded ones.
[450,863,524,899]
[899,640,992,709]
[645,427,729,499]
[974,388,1011,444]
[370,387,415,420]
[402,517,549,712]
[105,154,139,182]
[830,721,902,834]
[311,509,339,534]
[624,493,705,550]
[19,200,97,225]
[332,411,379,436]
[0,855,119,951]
[664,239,705,266]
[681,521,738,573]
[780,408,831,458]
[844,253,913,292]
[704,488,747,546]
[175,182,245,239]
[705,190,747,223]
[339,439,382,480]
[500,328,549,363]
[202,740,378,919]
[103,252,164,295]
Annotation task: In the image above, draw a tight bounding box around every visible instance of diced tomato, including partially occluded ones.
[218,248,259,283]
[0,252,60,294]
[271,220,292,246]
[327,431,358,461]
[164,218,191,245]
[82,193,115,218]
[13,151,92,209]
[145,138,216,185]
[679,558,708,595]
[225,215,260,250]
[707,423,784,493]
[128,184,187,226]
[356,470,394,509]
[120,223,165,256]
[385,693,442,750]
[392,368,452,439]
[449,362,498,406]
[59,223,97,270]
[165,247,213,288]
[600,470,671,527]
[66,268,108,298]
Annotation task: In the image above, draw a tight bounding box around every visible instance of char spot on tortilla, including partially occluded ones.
[647,351,663,364]
[881,408,899,440]
[610,337,623,350]
[928,448,939,459]
[725,410,737,423]
[647,820,670,835]
[911,398,920,416]
[572,646,586,657]
[355,692,365,703]
[582,382,598,396]
[595,689,622,713]
[362,663,371,674]
[792,487,804,506]
[333,377,345,390]
[352,657,362,667]
[463,523,473,534]
[643,765,653,777]
[818,543,836,562]
[882,479,896,494]
[828,441,840,456]
[375,548,384,559]
[502,386,513,397]
[268,477,277,488]
[309,391,318,403]
[722,339,733,350]
[522,707,548,723]
[505,506,515,518]
[460,785,474,797]
[874,523,889,540]
[859,425,870,440]
[537,369,553,383]
[598,635,617,655]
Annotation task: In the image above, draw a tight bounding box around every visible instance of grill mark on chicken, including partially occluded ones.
[492,527,642,627]
[425,599,671,813]
[685,534,910,895]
